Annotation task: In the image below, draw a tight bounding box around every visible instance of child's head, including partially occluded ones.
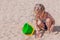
[34,4,45,14]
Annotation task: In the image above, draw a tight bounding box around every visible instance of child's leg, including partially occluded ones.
[40,30,45,37]
[46,18,52,33]
[35,27,42,39]
[50,25,54,32]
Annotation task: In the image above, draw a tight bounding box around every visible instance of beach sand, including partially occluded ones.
[0,0,60,40]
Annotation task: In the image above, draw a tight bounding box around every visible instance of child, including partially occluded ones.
[34,4,55,38]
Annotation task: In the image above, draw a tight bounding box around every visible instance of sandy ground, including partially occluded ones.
[0,0,60,40]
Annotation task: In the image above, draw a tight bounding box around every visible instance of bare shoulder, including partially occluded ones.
[45,11,55,22]
[45,12,53,18]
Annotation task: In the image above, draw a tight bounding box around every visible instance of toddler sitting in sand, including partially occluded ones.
[34,4,55,38]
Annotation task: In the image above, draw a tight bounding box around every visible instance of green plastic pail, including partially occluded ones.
[22,23,34,36]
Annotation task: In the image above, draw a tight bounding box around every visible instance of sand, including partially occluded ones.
[0,0,60,40]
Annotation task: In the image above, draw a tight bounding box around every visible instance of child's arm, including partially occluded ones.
[36,15,41,29]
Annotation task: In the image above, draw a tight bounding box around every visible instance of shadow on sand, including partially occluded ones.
[41,26,60,37]
[54,26,60,32]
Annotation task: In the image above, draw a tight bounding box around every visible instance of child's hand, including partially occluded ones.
[37,19,41,25]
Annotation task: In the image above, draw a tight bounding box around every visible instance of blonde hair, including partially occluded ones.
[34,4,45,12]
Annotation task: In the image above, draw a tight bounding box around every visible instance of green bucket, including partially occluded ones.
[22,23,34,36]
